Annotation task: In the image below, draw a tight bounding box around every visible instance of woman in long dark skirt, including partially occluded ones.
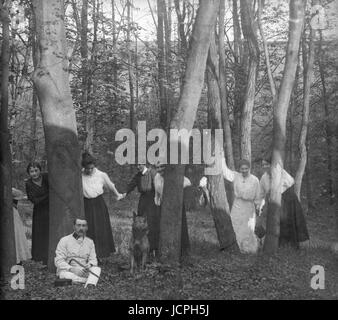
[258,158,310,248]
[154,166,191,258]
[125,164,160,258]
[81,152,124,259]
[25,162,49,265]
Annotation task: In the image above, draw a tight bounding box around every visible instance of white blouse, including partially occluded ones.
[221,158,261,205]
[82,168,116,199]
[260,170,295,198]
[154,174,191,206]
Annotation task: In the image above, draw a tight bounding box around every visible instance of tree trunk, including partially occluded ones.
[127,0,135,132]
[160,0,219,262]
[294,27,315,200]
[232,0,243,159]
[206,34,237,250]
[32,0,85,272]
[219,0,234,169]
[157,0,168,129]
[164,0,172,129]
[30,8,39,160]
[263,0,306,255]
[318,30,335,204]
[239,0,259,162]
[0,0,16,278]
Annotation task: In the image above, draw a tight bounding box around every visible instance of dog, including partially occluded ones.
[129,212,150,274]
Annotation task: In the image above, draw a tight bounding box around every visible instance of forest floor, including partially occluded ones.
[1,193,338,300]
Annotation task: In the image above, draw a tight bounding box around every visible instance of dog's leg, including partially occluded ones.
[141,252,147,270]
[130,255,135,274]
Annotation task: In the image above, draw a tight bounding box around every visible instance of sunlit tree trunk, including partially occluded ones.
[218,0,234,169]
[206,31,237,250]
[0,0,16,278]
[160,0,219,262]
[294,27,316,199]
[32,0,85,271]
[263,0,306,254]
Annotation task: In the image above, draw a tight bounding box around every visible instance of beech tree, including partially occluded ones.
[264,0,306,254]
[32,0,85,271]
[0,0,16,278]
[206,30,237,250]
[159,0,220,262]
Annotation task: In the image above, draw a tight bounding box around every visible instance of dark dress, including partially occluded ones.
[261,185,310,248]
[126,168,160,252]
[25,173,49,265]
[84,195,115,258]
[279,186,310,248]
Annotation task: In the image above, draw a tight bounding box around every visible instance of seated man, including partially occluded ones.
[55,218,101,287]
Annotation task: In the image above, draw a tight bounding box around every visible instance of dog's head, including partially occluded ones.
[132,212,148,237]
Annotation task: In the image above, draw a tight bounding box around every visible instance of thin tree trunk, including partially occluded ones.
[219,0,234,169]
[127,0,135,132]
[157,0,168,129]
[263,0,306,255]
[0,0,16,278]
[160,0,219,262]
[294,27,315,199]
[32,0,85,271]
[240,0,259,162]
[232,0,243,158]
[164,0,172,129]
[206,33,237,250]
[305,141,315,209]
[318,30,335,204]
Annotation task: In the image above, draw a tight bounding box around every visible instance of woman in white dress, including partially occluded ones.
[12,188,31,264]
[221,158,261,253]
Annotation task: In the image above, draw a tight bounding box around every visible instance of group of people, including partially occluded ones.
[11,151,309,284]
[199,156,310,253]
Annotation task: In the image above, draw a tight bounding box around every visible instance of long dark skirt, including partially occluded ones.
[31,201,49,265]
[279,186,310,247]
[181,205,190,257]
[137,191,160,252]
[84,195,115,258]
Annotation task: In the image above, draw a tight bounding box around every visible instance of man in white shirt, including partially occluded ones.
[55,218,101,287]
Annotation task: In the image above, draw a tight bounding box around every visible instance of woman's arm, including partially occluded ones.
[102,172,123,198]
[221,157,235,182]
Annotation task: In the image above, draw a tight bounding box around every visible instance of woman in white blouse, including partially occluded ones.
[221,157,261,253]
[259,158,309,248]
[81,152,124,259]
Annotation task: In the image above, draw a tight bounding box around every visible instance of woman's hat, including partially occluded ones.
[12,188,26,200]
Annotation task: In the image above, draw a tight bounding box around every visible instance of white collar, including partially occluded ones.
[142,167,148,175]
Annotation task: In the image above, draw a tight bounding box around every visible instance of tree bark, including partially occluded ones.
[0,0,16,278]
[294,27,315,200]
[240,0,259,162]
[206,34,237,250]
[318,30,335,204]
[157,0,168,129]
[127,0,135,132]
[218,0,234,169]
[232,0,243,158]
[160,0,219,262]
[32,0,85,271]
[263,0,306,255]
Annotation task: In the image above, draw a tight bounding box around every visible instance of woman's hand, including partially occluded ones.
[116,193,126,201]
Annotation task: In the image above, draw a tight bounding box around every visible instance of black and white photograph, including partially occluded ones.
[0,0,338,304]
